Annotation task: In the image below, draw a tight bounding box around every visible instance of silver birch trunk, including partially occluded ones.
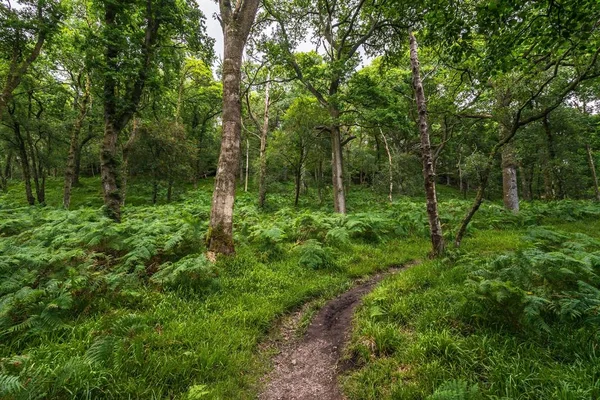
[409,30,445,256]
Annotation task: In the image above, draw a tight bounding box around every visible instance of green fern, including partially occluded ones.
[427,380,480,400]
[0,373,22,396]
[297,240,337,270]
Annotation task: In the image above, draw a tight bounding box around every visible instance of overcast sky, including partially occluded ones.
[197,1,369,67]
[198,1,223,58]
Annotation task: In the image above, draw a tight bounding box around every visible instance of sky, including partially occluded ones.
[198,1,223,58]
[197,1,370,67]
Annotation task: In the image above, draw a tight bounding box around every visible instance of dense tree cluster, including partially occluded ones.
[1,0,599,255]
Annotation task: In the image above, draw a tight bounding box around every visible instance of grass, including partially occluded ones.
[342,224,600,400]
[1,178,600,399]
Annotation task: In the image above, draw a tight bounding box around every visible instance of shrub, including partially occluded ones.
[151,254,219,294]
[297,240,337,270]
[463,228,600,332]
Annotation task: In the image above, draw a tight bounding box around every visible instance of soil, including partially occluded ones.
[259,263,414,400]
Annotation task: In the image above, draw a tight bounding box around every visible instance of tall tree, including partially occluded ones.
[99,0,160,221]
[0,0,62,120]
[263,0,390,214]
[409,30,444,256]
[449,0,600,246]
[207,0,261,255]
[97,0,211,221]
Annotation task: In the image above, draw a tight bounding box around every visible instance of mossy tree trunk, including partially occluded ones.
[12,118,35,205]
[0,151,12,192]
[100,0,159,222]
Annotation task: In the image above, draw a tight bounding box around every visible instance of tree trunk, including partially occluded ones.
[101,4,123,221]
[64,75,91,209]
[501,130,519,212]
[25,128,45,205]
[330,110,347,214]
[294,167,301,207]
[101,120,122,220]
[258,77,271,208]
[587,144,600,202]
[380,129,394,203]
[207,0,260,255]
[101,0,160,222]
[209,34,243,254]
[409,30,445,257]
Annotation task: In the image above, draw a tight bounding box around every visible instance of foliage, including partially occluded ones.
[151,254,220,294]
[297,240,337,270]
[427,380,480,400]
[0,179,431,399]
[343,225,600,399]
[465,228,600,332]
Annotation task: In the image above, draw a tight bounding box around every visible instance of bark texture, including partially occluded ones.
[380,129,394,203]
[13,120,35,205]
[501,140,520,212]
[409,30,445,256]
[330,112,347,214]
[207,0,261,255]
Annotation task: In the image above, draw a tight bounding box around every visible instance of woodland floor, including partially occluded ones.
[1,178,600,399]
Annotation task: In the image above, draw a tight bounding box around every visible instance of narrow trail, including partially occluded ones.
[259,263,415,400]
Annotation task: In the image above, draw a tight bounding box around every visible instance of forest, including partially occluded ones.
[1,0,600,399]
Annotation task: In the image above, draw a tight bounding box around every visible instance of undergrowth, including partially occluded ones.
[1,178,599,398]
[343,224,600,400]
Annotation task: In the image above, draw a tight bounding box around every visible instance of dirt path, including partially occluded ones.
[259,264,413,400]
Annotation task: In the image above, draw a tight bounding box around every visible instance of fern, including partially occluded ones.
[464,229,600,331]
[297,240,337,270]
[427,380,480,400]
[151,254,219,293]
[187,385,210,399]
[0,374,22,396]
